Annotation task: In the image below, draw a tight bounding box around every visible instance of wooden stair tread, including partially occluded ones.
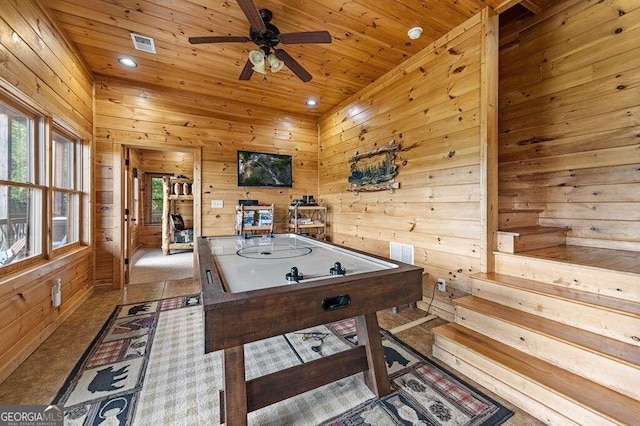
[498,208,544,213]
[497,225,567,236]
[455,296,640,367]
[474,272,640,317]
[433,323,640,424]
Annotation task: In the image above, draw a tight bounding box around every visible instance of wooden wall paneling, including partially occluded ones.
[500,163,640,190]
[500,144,640,178]
[498,0,640,250]
[92,81,316,129]
[319,27,483,142]
[0,0,94,382]
[0,250,94,383]
[0,3,92,130]
[94,76,318,285]
[319,13,492,316]
[320,83,483,168]
[14,1,93,95]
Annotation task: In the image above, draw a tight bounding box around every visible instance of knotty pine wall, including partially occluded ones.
[498,0,640,251]
[0,0,94,382]
[94,76,319,287]
[318,12,497,320]
[134,148,194,249]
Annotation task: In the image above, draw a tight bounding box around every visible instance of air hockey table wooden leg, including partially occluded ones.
[222,345,248,425]
[355,313,391,397]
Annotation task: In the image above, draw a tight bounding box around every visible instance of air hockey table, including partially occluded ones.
[197,234,423,425]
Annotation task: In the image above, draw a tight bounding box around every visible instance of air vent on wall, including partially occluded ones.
[390,242,414,265]
[130,33,156,54]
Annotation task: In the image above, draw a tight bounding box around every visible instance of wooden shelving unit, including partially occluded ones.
[287,205,327,240]
[162,176,194,255]
[235,205,275,236]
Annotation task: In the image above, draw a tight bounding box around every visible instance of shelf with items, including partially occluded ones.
[162,176,194,255]
[287,205,327,240]
[235,204,275,237]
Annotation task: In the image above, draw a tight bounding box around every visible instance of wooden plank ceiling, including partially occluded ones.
[44,0,553,116]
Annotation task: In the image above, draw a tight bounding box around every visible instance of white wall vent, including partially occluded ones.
[389,242,414,265]
[130,33,156,54]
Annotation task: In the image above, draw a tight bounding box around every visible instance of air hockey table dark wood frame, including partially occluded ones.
[197,235,423,425]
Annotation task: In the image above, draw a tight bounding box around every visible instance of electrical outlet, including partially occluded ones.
[52,278,62,307]
[211,200,224,208]
[437,278,446,292]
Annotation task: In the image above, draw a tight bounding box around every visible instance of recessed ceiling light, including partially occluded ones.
[407,27,423,40]
[11,32,20,42]
[306,99,317,107]
[118,57,137,68]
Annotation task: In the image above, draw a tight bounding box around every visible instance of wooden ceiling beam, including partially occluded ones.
[492,0,543,15]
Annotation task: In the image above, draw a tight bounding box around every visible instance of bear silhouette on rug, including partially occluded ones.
[88,365,129,393]
[127,303,152,316]
[384,345,410,369]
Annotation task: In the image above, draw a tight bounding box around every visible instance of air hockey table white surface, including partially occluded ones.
[206,233,397,293]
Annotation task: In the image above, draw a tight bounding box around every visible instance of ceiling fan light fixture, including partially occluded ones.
[249,49,266,74]
[248,49,265,66]
[252,62,267,74]
[268,53,284,73]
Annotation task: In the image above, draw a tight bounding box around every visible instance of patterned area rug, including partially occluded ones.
[54,298,513,425]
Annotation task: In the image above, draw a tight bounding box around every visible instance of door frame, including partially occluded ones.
[114,143,202,289]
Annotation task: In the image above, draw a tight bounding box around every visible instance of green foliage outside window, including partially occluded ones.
[150,176,164,223]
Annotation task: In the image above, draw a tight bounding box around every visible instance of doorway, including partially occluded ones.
[119,145,201,288]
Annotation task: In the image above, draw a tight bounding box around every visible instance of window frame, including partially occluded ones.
[0,89,90,274]
[0,93,46,272]
[146,173,165,225]
[51,126,83,252]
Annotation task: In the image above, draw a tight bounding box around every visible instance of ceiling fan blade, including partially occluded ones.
[275,49,312,82]
[237,0,266,31]
[188,36,250,44]
[239,58,254,81]
[279,31,332,44]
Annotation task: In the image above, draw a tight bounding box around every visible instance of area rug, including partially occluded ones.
[53,298,513,425]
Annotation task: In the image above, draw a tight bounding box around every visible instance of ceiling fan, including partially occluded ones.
[188,0,331,82]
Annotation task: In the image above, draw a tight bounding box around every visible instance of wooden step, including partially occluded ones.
[454,295,640,400]
[471,273,640,346]
[495,251,640,303]
[433,323,640,426]
[496,226,567,253]
[498,209,542,229]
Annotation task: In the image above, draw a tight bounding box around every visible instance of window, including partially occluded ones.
[147,174,164,224]
[52,129,81,248]
[0,98,43,267]
[1,91,89,272]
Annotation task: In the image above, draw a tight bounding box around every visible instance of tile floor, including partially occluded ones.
[0,277,542,425]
